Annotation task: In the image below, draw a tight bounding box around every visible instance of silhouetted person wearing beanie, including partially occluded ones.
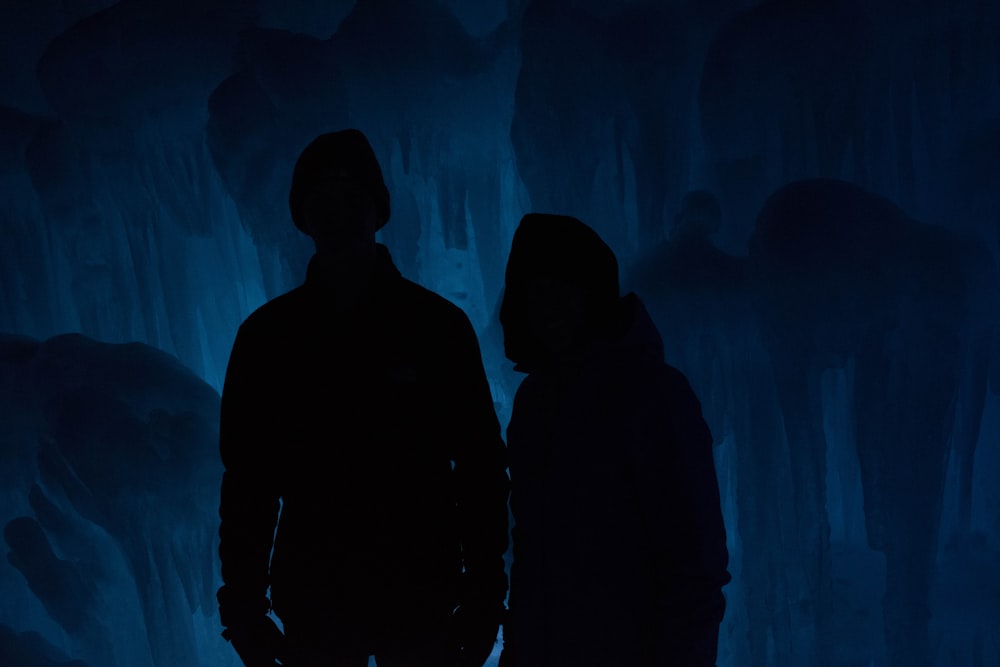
[498,214,730,667]
[217,129,509,667]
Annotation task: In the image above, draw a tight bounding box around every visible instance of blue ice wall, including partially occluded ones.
[1,1,999,666]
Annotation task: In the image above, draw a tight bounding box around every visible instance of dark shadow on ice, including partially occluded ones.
[626,191,752,446]
[747,177,998,667]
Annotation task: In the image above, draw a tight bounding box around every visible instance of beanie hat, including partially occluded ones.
[288,129,391,233]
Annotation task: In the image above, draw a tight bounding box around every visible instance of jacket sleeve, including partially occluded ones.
[217,323,282,628]
[445,313,510,608]
[630,365,730,665]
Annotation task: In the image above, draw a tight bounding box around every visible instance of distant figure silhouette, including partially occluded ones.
[630,190,746,301]
[672,189,722,240]
[217,129,509,667]
[498,214,730,667]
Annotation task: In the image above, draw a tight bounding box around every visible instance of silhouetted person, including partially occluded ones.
[629,190,743,293]
[217,129,509,667]
[673,189,723,240]
[498,214,730,667]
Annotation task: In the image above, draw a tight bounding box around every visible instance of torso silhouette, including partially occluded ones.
[219,244,508,646]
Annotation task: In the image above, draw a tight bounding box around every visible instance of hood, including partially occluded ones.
[597,292,665,366]
[509,292,664,374]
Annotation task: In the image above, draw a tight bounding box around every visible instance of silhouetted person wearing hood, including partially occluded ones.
[217,129,509,667]
[498,214,730,667]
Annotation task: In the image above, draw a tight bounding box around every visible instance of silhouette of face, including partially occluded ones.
[300,170,379,261]
[521,276,591,362]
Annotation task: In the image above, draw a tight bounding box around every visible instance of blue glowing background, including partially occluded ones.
[1,1,999,665]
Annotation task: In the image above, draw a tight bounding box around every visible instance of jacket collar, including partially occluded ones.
[515,293,664,375]
[303,243,402,309]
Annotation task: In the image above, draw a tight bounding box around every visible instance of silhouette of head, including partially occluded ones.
[289,129,391,256]
[501,213,620,369]
[672,190,721,241]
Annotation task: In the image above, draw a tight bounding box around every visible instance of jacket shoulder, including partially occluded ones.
[394,277,474,328]
[235,286,313,340]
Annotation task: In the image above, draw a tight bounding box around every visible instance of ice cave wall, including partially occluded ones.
[1,1,999,666]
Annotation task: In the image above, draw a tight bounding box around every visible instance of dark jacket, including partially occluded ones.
[217,245,509,644]
[504,294,730,666]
